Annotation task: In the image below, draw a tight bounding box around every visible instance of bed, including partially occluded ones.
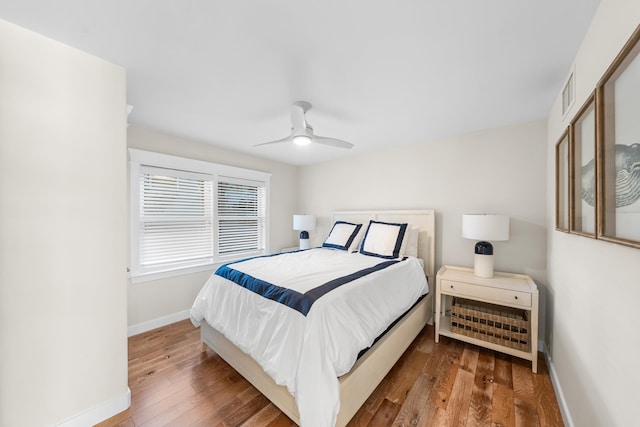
[191,209,435,426]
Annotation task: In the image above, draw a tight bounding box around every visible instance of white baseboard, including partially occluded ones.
[128,309,191,337]
[544,349,574,427]
[56,388,131,427]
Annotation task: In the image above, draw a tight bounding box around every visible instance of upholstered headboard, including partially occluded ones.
[332,210,436,284]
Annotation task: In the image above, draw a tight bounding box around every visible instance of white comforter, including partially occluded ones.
[190,248,428,426]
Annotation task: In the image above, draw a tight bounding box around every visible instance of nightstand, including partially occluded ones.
[435,265,539,373]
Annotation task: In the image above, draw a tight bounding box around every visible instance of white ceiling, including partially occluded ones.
[1,0,601,166]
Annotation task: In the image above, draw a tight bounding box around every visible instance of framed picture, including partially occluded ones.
[570,93,596,237]
[597,25,640,248]
[555,130,570,232]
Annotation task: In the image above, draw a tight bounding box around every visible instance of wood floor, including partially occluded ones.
[98,319,563,427]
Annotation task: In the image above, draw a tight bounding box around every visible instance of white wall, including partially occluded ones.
[0,20,129,427]
[298,119,548,332]
[546,1,640,426]
[127,125,298,329]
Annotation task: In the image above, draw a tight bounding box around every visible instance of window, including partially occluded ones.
[129,149,270,282]
[217,178,266,255]
[138,166,214,274]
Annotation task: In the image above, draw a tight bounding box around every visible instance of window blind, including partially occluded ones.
[129,149,270,281]
[139,166,214,271]
[217,177,266,256]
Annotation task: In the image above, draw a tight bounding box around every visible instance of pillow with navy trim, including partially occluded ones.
[359,220,408,259]
[347,224,366,252]
[400,225,420,258]
[322,221,363,251]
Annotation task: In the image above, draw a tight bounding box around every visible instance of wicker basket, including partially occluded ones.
[450,298,530,351]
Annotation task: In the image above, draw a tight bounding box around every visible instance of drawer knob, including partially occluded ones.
[514,296,518,300]
[450,285,454,289]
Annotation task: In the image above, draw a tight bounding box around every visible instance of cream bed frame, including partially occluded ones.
[200,209,436,426]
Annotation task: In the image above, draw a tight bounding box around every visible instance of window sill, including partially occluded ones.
[128,250,268,284]
[129,264,218,284]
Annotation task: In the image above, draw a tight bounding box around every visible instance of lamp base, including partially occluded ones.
[473,254,494,278]
[299,238,310,250]
[299,231,310,250]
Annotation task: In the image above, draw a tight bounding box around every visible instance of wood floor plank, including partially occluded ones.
[265,413,298,427]
[167,383,244,427]
[442,368,475,426]
[139,386,216,427]
[513,360,540,427]
[238,384,263,404]
[416,330,435,354]
[384,341,431,404]
[426,338,464,411]
[459,345,480,374]
[422,405,448,427]
[466,348,495,427]
[423,336,463,377]
[241,402,283,426]
[531,353,563,427]
[492,382,516,427]
[221,393,271,427]
[358,334,428,415]
[128,372,194,413]
[348,404,377,427]
[391,373,437,426]
[102,417,135,427]
[99,320,562,427]
[132,383,200,426]
[139,367,246,426]
[94,409,133,427]
[494,352,514,389]
[161,386,226,427]
[368,398,401,427]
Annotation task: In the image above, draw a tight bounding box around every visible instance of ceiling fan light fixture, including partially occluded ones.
[293,135,312,146]
[253,101,353,149]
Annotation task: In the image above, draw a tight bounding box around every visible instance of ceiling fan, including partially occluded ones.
[254,101,353,149]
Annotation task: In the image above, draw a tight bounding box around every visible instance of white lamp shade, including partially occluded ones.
[293,214,316,231]
[462,214,509,241]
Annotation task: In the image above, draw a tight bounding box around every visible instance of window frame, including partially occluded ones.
[129,149,271,283]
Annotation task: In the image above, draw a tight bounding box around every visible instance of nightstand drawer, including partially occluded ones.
[441,279,532,308]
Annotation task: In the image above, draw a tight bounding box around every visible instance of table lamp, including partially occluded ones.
[462,214,510,278]
[293,214,316,250]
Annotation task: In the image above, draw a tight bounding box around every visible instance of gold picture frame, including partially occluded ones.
[570,93,597,237]
[597,25,640,248]
[555,130,570,232]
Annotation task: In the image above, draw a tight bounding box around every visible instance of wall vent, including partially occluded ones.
[562,68,575,117]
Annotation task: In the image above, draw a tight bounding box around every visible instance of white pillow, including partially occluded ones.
[400,225,420,258]
[359,220,408,259]
[322,221,363,251]
[347,223,367,252]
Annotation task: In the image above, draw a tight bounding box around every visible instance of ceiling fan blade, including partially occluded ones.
[311,135,354,149]
[291,101,311,135]
[253,135,293,147]
[253,101,354,151]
